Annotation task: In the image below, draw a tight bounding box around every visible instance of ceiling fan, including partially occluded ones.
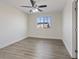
[21,0,47,13]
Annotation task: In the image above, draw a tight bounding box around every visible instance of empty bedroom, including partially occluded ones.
[0,0,77,59]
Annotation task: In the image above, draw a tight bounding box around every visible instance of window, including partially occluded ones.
[36,16,51,29]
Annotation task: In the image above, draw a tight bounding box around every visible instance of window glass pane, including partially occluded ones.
[46,16,48,23]
[48,16,51,25]
[37,18,40,23]
[40,17,43,23]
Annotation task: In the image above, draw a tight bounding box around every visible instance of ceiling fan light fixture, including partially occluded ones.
[32,8,39,13]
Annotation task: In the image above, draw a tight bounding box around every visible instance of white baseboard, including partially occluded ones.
[62,40,73,58]
[0,36,62,49]
[28,36,62,40]
[0,36,28,49]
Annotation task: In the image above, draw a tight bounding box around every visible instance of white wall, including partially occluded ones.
[62,0,76,58]
[0,2,28,48]
[28,12,62,39]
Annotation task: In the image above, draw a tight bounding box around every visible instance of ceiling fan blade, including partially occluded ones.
[30,0,35,7]
[38,5,47,8]
[38,9,42,12]
[21,6,32,8]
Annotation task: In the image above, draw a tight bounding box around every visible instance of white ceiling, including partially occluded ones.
[1,0,66,14]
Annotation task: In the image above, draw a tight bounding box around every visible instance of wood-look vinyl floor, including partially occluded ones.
[0,37,72,59]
